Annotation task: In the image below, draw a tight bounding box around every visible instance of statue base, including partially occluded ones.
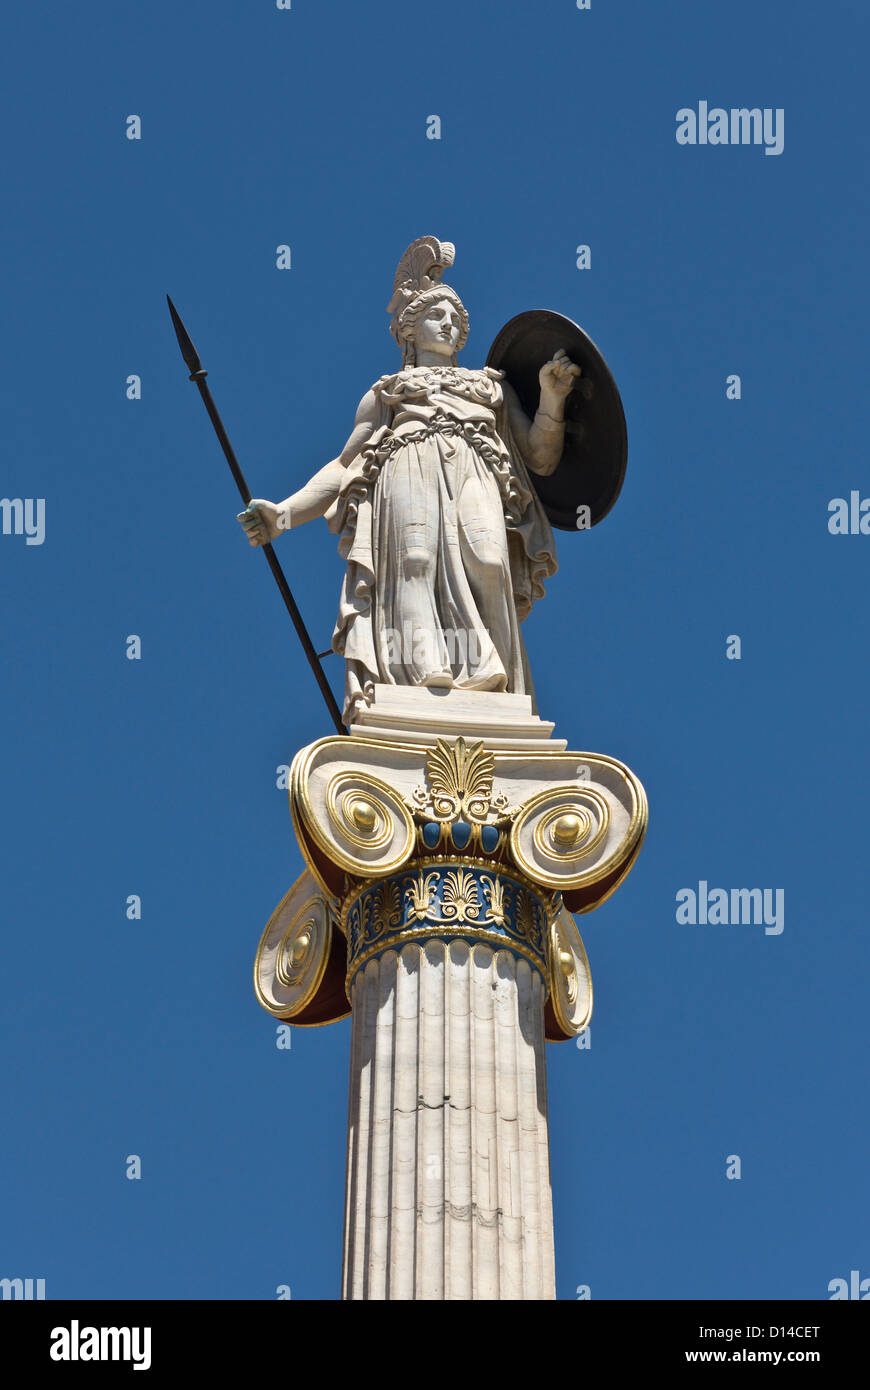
[350,684,566,751]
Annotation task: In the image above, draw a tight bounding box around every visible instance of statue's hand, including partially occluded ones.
[539,349,582,401]
[238,499,283,546]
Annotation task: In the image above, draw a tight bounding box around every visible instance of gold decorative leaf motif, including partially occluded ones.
[481,874,507,927]
[405,870,439,922]
[442,868,480,922]
[372,879,402,934]
[515,891,538,943]
[424,737,495,823]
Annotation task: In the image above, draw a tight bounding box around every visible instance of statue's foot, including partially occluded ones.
[459,671,509,692]
[422,671,454,689]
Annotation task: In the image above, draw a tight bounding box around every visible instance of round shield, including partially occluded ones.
[486,309,627,531]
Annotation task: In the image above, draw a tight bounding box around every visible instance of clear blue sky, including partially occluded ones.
[2,0,867,1300]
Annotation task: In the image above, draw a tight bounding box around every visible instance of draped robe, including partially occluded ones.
[324,364,558,725]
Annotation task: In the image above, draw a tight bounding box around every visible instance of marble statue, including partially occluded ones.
[238,238,648,1301]
[238,237,581,725]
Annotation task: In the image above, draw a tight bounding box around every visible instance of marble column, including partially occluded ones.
[341,937,555,1301]
[255,701,646,1301]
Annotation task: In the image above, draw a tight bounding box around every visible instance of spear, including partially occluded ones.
[166,295,347,736]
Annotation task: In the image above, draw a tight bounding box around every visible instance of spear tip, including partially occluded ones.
[166,294,204,379]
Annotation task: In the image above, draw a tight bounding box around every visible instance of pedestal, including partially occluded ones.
[253,689,647,1300]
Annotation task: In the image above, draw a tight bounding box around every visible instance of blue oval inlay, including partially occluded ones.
[451,821,472,850]
[422,821,441,849]
[480,824,499,853]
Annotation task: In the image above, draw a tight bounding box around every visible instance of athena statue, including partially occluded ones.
[239,237,580,724]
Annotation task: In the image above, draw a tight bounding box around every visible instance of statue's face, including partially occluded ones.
[415,297,463,357]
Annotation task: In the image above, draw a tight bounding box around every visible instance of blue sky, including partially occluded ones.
[1,0,867,1300]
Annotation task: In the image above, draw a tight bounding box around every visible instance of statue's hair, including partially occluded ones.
[395,284,470,366]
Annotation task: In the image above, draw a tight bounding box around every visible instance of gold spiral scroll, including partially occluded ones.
[292,757,416,880]
[548,905,593,1038]
[510,784,613,889]
[509,769,646,896]
[254,869,340,1022]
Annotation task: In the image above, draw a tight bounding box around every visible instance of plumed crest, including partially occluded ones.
[387,236,456,314]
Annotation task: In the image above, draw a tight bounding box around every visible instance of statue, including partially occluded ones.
[165,237,647,1301]
[237,237,581,725]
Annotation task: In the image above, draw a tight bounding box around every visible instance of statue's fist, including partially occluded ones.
[539,349,582,399]
[238,499,283,546]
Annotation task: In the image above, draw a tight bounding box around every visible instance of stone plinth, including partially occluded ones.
[349,684,567,751]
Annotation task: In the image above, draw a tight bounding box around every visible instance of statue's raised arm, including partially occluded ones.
[501,349,582,478]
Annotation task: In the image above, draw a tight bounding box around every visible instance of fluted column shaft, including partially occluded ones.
[341,938,555,1300]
